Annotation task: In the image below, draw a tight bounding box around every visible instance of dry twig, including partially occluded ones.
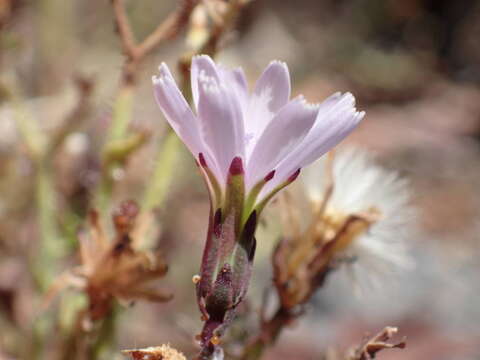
[347,327,406,360]
[111,0,200,84]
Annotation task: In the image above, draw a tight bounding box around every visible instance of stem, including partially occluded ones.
[90,307,119,360]
[240,308,293,360]
[95,0,198,212]
[94,85,135,212]
[34,160,65,290]
[12,87,64,290]
[141,130,180,213]
[107,85,135,143]
[136,0,200,58]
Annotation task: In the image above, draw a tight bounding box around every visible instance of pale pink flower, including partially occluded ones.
[152,55,364,354]
[152,55,364,206]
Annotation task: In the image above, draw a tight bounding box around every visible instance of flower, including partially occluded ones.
[153,55,364,209]
[273,148,414,309]
[152,56,364,355]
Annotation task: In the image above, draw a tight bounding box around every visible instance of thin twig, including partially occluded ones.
[111,0,200,84]
[111,0,137,59]
[137,0,200,59]
[348,327,406,360]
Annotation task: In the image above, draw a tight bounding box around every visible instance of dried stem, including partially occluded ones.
[137,0,199,59]
[240,307,295,360]
[347,327,406,360]
[111,0,137,60]
[111,0,200,85]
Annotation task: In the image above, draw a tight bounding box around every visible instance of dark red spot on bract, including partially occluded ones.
[199,153,207,167]
[264,170,275,182]
[228,157,244,176]
[288,168,301,182]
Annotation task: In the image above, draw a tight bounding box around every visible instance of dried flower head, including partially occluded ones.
[123,345,186,360]
[44,200,172,326]
[274,148,414,309]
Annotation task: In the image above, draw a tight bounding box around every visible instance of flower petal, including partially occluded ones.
[196,65,245,184]
[295,93,364,167]
[253,60,291,113]
[259,92,364,199]
[191,55,222,111]
[218,65,249,110]
[245,96,318,189]
[153,63,203,156]
[244,61,291,154]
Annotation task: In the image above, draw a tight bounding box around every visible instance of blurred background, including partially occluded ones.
[1,0,480,359]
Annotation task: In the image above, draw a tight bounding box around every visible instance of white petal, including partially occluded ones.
[218,65,249,110]
[191,55,222,111]
[260,93,364,198]
[297,93,364,167]
[245,97,318,190]
[196,67,245,184]
[152,63,203,156]
[244,61,291,150]
[253,60,291,113]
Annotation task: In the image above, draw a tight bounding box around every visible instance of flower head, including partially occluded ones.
[152,56,364,355]
[273,148,415,309]
[153,55,364,211]
[302,148,414,286]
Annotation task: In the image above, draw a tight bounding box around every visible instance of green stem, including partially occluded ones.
[33,160,65,290]
[94,85,135,212]
[13,95,63,290]
[141,130,180,212]
[107,85,135,143]
[90,306,119,360]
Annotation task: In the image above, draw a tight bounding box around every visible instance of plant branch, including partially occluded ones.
[347,327,406,360]
[239,307,296,360]
[111,0,137,60]
[111,0,200,84]
[137,0,200,59]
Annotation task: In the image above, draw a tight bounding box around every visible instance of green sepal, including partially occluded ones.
[223,157,245,235]
[254,168,301,216]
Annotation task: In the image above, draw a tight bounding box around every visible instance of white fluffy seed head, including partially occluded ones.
[302,147,415,289]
